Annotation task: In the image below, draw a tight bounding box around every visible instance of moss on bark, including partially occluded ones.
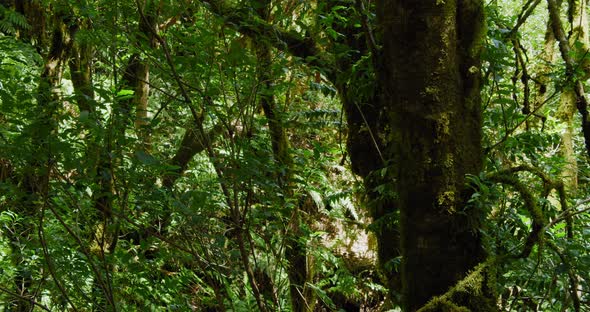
[376,0,493,310]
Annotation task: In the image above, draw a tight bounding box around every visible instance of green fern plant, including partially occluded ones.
[0,6,30,35]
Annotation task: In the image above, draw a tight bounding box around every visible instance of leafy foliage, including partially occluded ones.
[0,0,590,311]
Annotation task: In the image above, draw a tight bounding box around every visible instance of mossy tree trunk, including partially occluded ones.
[530,1,560,130]
[557,0,589,193]
[376,1,494,310]
[552,1,587,310]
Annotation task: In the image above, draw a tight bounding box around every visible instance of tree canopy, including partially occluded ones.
[1,0,590,311]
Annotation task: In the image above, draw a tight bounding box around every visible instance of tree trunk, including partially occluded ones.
[553,1,587,309]
[134,0,159,151]
[557,0,589,193]
[376,1,494,310]
[530,9,558,130]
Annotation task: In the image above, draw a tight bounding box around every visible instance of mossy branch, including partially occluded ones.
[487,172,544,258]
[487,165,555,258]
[486,165,573,257]
[416,259,497,312]
[200,0,337,82]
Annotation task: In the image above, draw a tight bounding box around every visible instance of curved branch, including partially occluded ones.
[200,0,337,82]
[416,259,496,312]
[487,173,545,258]
[487,164,576,257]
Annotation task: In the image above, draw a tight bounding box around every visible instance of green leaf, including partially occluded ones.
[135,150,159,165]
[307,283,336,310]
[79,110,90,122]
[116,89,135,100]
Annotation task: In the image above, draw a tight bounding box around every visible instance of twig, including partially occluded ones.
[38,195,80,311]
[0,285,52,311]
[508,0,542,37]
[545,197,590,229]
[355,0,379,67]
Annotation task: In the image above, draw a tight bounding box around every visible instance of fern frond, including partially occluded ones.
[0,20,15,35]
[5,9,30,30]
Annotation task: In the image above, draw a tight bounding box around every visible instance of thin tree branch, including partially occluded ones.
[509,0,542,37]
[487,173,545,258]
[200,0,337,82]
[355,0,379,67]
[0,286,52,312]
[39,193,80,312]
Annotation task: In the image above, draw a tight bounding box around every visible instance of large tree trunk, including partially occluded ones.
[375,1,494,310]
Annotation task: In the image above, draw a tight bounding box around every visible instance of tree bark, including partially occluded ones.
[134,0,159,151]
[557,0,589,193]
[551,0,586,309]
[377,1,494,310]
[548,0,590,158]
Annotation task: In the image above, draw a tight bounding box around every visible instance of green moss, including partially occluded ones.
[487,173,545,256]
[416,259,497,312]
[444,153,454,168]
[462,0,487,58]
[437,112,451,136]
[420,297,470,312]
[438,190,456,212]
